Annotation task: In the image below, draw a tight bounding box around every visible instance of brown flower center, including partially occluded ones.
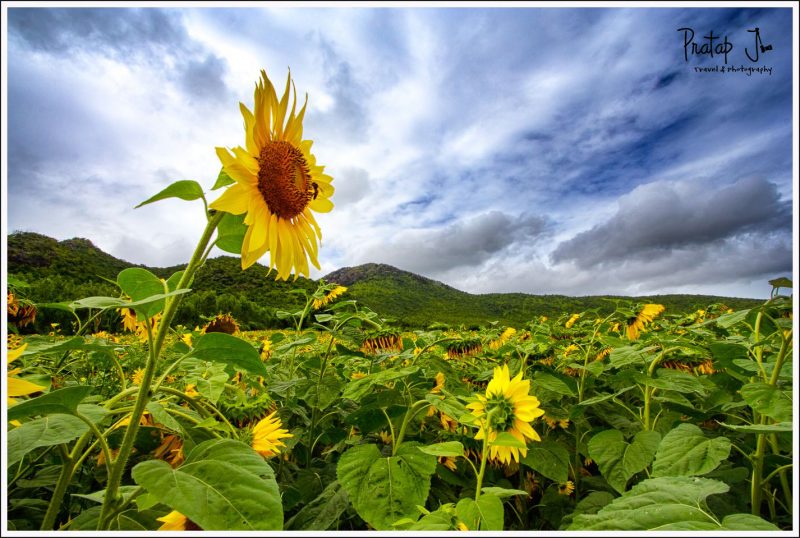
[257,140,312,220]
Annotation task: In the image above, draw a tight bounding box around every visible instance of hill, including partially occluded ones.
[322,263,764,328]
[7,232,765,332]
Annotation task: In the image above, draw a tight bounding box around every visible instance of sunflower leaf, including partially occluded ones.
[456,494,504,530]
[187,333,266,376]
[336,442,436,530]
[8,414,89,466]
[132,439,282,530]
[117,268,168,318]
[212,168,236,190]
[216,212,247,254]
[7,385,92,421]
[652,424,731,477]
[135,180,206,208]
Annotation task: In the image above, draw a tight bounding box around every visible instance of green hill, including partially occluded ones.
[322,263,764,328]
[7,232,765,332]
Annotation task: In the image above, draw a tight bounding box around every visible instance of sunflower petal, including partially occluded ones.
[209,183,251,215]
[215,147,257,186]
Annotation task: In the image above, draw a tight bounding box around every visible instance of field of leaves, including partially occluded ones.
[5,277,794,531]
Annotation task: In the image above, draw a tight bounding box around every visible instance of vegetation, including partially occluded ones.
[8,232,763,334]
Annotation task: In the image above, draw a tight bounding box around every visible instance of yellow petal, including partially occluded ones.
[215,147,257,186]
[8,377,46,397]
[7,343,27,364]
[309,196,334,213]
[276,219,294,280]
[209,183,251,215]
[239,102,258,156]
[233,146,259,175]
[268,212,279,272]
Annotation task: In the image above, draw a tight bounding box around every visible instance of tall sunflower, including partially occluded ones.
[210,69,334,279]
[466,364,544,464]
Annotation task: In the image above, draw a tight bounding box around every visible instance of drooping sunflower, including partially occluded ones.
[156,511,201,531]
[251,411,292,458]
[312,285,347,310]
[210,69,334,279]
[466,364,544,465]
[626,303,665,340]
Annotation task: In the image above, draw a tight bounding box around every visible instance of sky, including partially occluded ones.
[2,4,796,299]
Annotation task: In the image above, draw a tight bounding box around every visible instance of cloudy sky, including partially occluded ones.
[3,5,796,299]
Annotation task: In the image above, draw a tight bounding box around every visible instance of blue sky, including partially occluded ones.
[3,5,796,298]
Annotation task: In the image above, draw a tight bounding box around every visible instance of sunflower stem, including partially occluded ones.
[393,400,430,456]
[97,211,222,530]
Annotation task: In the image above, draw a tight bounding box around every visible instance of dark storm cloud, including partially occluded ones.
[7,8,230,102]
[551,176,792,269]
[361,211,549,274]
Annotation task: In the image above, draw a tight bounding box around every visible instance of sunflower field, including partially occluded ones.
[4,69,795,532]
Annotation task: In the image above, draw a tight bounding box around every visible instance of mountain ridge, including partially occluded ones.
[7,231,765,330]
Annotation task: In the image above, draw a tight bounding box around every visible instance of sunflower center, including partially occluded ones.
[257,141,312,220]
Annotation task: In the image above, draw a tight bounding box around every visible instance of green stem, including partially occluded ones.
[97,211,222,530]
[393,400,430,455]
[474,408,499,500]
[40,433,91,530]
[75,411,114,478]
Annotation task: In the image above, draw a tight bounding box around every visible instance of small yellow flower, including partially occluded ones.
[558,480,575,496]
[181,333,192,347]
[489,327,517,350]
[251,411,292,458]
[465,364,545,464]
[350,371,367,380]
[457,521,469,531]
[378,430,393,445]
[131,368,146,386]
[260,339,271,361]
[438,456,457,472]
[184,384,199,398]
[565,314,580,329]
[431,372,446,393]
[157,511,188,531]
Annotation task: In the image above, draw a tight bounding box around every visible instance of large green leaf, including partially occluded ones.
[285,481,350,530]
[336,442,436,530]
[7,386,92,421]
[740,383,792,422]
[417,441,464,458]
[568,476,760,530]
[717,421,792,434]
[531,372,575,397]
[342,366,420,401]
[188,333,266,376]
[66,505,164,530]
[456,494,503,531]
[635,369,706,395]
[521,440,570,483]
[117,267,167,318]
[135,180,205,208]
[652,424,730,477]
[131,439,282,530]
[609,346,657,369]
[7,414,89,466]
[587,429,660,493]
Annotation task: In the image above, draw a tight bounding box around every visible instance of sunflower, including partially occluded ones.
[558,480,575,496]
[626,304,665,340]
[565,313,580,329]
[156,511,201,531]
[312,285,347,310]
[7,344,46,406]
[210,69,334,278]
[489,327,516,350]
[251,411,292,458]
[466,364,544,465]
